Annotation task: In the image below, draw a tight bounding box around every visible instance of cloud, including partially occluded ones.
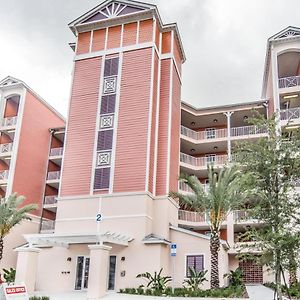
[0,0,299,115]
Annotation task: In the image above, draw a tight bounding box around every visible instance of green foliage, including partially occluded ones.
[121,285,247,298]
[183,268,208,291]
[3,268,16,283]
[170,165,251,289]
[223,268,243,287]
[136,268,171,292]
[235,114,300,299]
[0,193,38,261]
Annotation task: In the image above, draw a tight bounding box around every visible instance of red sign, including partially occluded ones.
[5,286,26,295]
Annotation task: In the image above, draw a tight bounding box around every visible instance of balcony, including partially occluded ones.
[180,152,228,171]
[43,195,58,212]
[181,126,227,141]
[0,143,13,158]
[46,171,61,188]
[280,107,300,122]
[50,147,63,157]
[178,209,209,224]
[278,75,300,89]
[181,125,267,143]
[179,181,209,194]
[1,117,17,128]
[0,170,9,182]
[231,125,268,138]
[40,219,55,233]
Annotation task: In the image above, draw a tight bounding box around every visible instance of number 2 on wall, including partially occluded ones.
[96,214,102,222]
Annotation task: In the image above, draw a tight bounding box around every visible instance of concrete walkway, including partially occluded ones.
[246,284,288,300]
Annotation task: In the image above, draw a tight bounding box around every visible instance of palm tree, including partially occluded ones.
[171,165,250,289]
[0,193,37,262]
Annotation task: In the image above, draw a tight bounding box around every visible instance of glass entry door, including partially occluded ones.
[108,256,117,290]
[75,256,90,290]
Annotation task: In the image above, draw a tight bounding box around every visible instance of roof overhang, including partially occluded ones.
[24,232,134,248]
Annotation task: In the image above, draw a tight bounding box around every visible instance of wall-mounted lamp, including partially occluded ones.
[121,257,125,261]
[67,257,72,262]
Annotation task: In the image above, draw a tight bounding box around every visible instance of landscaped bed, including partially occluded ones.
[119,285,248,298]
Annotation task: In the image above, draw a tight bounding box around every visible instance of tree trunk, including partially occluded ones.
[289,257,297,287]
[0,236,3,262]
[210,231,220,289]
[275,250,282,300]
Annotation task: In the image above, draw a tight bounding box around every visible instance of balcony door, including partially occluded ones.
[205,128,216,139]
[75,256,90,290]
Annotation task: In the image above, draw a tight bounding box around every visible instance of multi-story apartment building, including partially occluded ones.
[9,0,300,298]
[0,76,65,270]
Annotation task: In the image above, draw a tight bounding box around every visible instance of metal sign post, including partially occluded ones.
[170,243,177,292]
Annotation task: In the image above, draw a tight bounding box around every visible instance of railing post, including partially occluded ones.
[224,112,233,162]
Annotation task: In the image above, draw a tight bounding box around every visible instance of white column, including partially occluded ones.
[14,247,41,293]
[87,244,112,300]
[224,112,233,162]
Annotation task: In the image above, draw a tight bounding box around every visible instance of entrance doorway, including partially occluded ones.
[239,259,263,284]
[75,256,90,290]
[108,256,117,290]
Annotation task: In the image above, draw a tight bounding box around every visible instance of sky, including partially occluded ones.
[0,0,299,117]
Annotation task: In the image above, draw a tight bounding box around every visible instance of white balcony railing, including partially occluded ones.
[278,75,300,89]
[179,181,209,194]
[2,117,17,127]
[180,152,228,167]
[280,107,300,121]
[44,195,57,205]
[181,126,227,140]
[40,220,55,232]
[234,210,254,222]
[47,171,61,181]
[50,147,63,157]
[181,125,267,141]
[0,143,13,154]
[231,125,268,137]
[178,209,208,223]
[0,170,9,181]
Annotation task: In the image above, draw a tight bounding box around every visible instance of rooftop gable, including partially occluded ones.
[269,26,300,41]
[69,0,155,29]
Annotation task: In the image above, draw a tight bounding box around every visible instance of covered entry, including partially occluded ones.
[239,259,263,284]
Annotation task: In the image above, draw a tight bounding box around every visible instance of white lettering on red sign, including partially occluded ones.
[5,286,26,294]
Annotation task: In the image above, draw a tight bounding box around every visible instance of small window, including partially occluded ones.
[205,154,216,164]
[205,128,216,139]
[186,255,204,277]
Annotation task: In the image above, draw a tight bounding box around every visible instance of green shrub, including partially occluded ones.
[224,268,244,287]
[145,289,152,295]
[3,268,16,283]
[137,287,144,295]
[183,268,208,291]
[119,289,124,293]
[136,268,171,293]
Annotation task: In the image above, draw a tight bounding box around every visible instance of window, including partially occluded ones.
[100,95,116,114]
[94,168,110,190]
[104,57,119,77]
[97,130,113,151]
[186,255,204,277]
[205,128,216,139]
[205,154,216,164]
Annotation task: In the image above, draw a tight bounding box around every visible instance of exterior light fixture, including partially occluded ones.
[243,116,248,120]
[190,149,196,153]
[283,94,298,99]
[213,146,218,150]
[213,119,218,123]
[191,121,196,126]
